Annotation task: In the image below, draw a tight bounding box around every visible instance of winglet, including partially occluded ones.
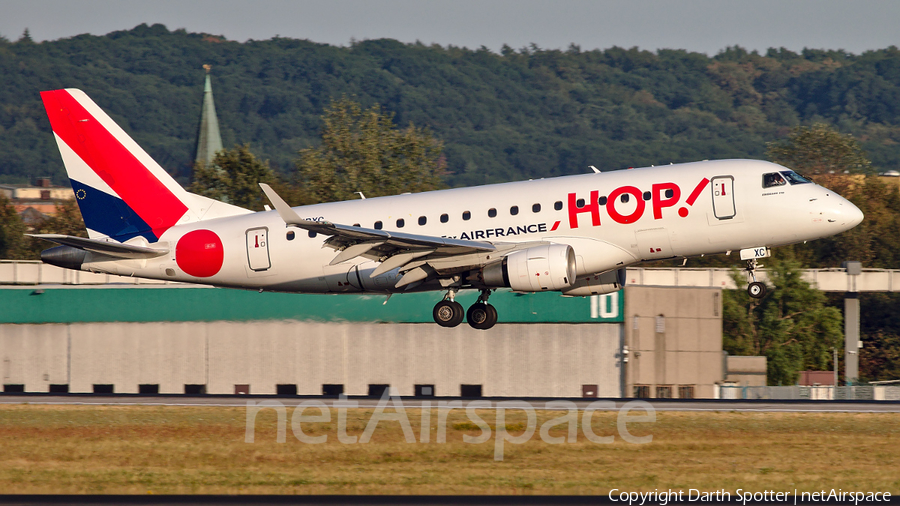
[259,183,329,227]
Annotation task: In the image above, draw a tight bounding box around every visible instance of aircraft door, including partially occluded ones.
[711,176,736,219]
[246,227,271,271]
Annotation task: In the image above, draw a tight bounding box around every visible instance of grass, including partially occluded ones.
[0,404,898,494]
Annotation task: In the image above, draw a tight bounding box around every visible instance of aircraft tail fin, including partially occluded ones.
[40,88,247,243]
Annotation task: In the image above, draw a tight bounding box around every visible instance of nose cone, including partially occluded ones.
[845,201,864,229]
[827,196,863,232]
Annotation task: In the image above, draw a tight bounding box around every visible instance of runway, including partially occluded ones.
[2,394,899,412]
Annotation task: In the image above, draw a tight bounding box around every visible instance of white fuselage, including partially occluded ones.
[84,159,862,294]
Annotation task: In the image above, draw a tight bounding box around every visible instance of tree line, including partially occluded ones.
[3,24,900,187]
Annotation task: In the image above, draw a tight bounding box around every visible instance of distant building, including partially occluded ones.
[724,355,768,387]
[0,177,74,223]
[798,370,836,386]
[194,65,224,166]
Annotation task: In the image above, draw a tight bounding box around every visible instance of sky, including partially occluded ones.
[2,0,899,56]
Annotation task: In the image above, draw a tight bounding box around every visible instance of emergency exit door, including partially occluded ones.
[246,227,271,271]
[711,176,736,219]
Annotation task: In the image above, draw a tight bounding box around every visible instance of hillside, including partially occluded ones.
[2,24,900,186]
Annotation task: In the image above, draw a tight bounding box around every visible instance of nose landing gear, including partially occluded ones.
[746,258,767,298]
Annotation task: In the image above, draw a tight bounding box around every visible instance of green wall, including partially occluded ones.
[0,287,623,324]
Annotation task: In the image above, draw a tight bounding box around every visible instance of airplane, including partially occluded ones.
[33,89,864,330]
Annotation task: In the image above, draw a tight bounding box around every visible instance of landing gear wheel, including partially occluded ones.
[467,303,498,330]
[748,281,767,299]
[744,258,767,299]
[433,300,464,327]
[486,304,498,324]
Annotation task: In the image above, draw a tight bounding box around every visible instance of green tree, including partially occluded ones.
[858,292,900,382]
[19,199,89,259]
[796,175,900,268]
[295,97,447,203]
[767,123,873,176]
[723,258,843,385]
[190,145,278,211]
[0,195,30,259]
[36,199,86,238]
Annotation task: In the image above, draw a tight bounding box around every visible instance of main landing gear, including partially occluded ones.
[433,297,464,328]
[432,289,498,330]
[746,258,767,299]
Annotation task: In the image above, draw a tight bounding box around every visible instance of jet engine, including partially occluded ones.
[481,244,576,292]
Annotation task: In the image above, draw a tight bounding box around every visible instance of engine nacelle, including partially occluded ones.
[561,268,626,296]
[482,244,576,292]
[41,245,88,271]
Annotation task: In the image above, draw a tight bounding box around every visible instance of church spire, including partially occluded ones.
[194,65,224,166]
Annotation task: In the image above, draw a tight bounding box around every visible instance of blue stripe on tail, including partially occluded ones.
[70,179,158,243]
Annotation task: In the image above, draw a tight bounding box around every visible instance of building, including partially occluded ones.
[798,370,835,386]
[725,356,768,387]
[0,177,74,223]
[624,286,724,399]
[0,283,726,398]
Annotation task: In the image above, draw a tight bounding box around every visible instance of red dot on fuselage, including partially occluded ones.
[176,229,224,277]
[678,207,689,217]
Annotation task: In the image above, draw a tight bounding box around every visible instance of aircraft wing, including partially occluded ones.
[261,183,493,251]
[260,184,530,288]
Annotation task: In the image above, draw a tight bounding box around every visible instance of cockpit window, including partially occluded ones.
[762,172,787,188]
[780,170,812,185]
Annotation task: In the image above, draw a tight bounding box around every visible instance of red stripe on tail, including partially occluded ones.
[40,90,187,237]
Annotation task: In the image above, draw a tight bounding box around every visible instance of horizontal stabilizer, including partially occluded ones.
[29,234,169,259]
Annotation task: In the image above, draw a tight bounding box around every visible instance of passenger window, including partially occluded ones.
[286,231,295,241]
[642,191,651,201]
[418,216,427,226]
[576,198,585,207]
[510,206,518,215]
[621,194,630,203]
[554,201,563,211]
[763,172,787,188]
[532,203,541,213]
[598,196,608,205]
[374,221,383,230]
[665,189,674,199]
[462,211,471,221]
[308,231,317,238]
[396,218,405,228]
[488,208,497,218]
[440,214,449,223]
